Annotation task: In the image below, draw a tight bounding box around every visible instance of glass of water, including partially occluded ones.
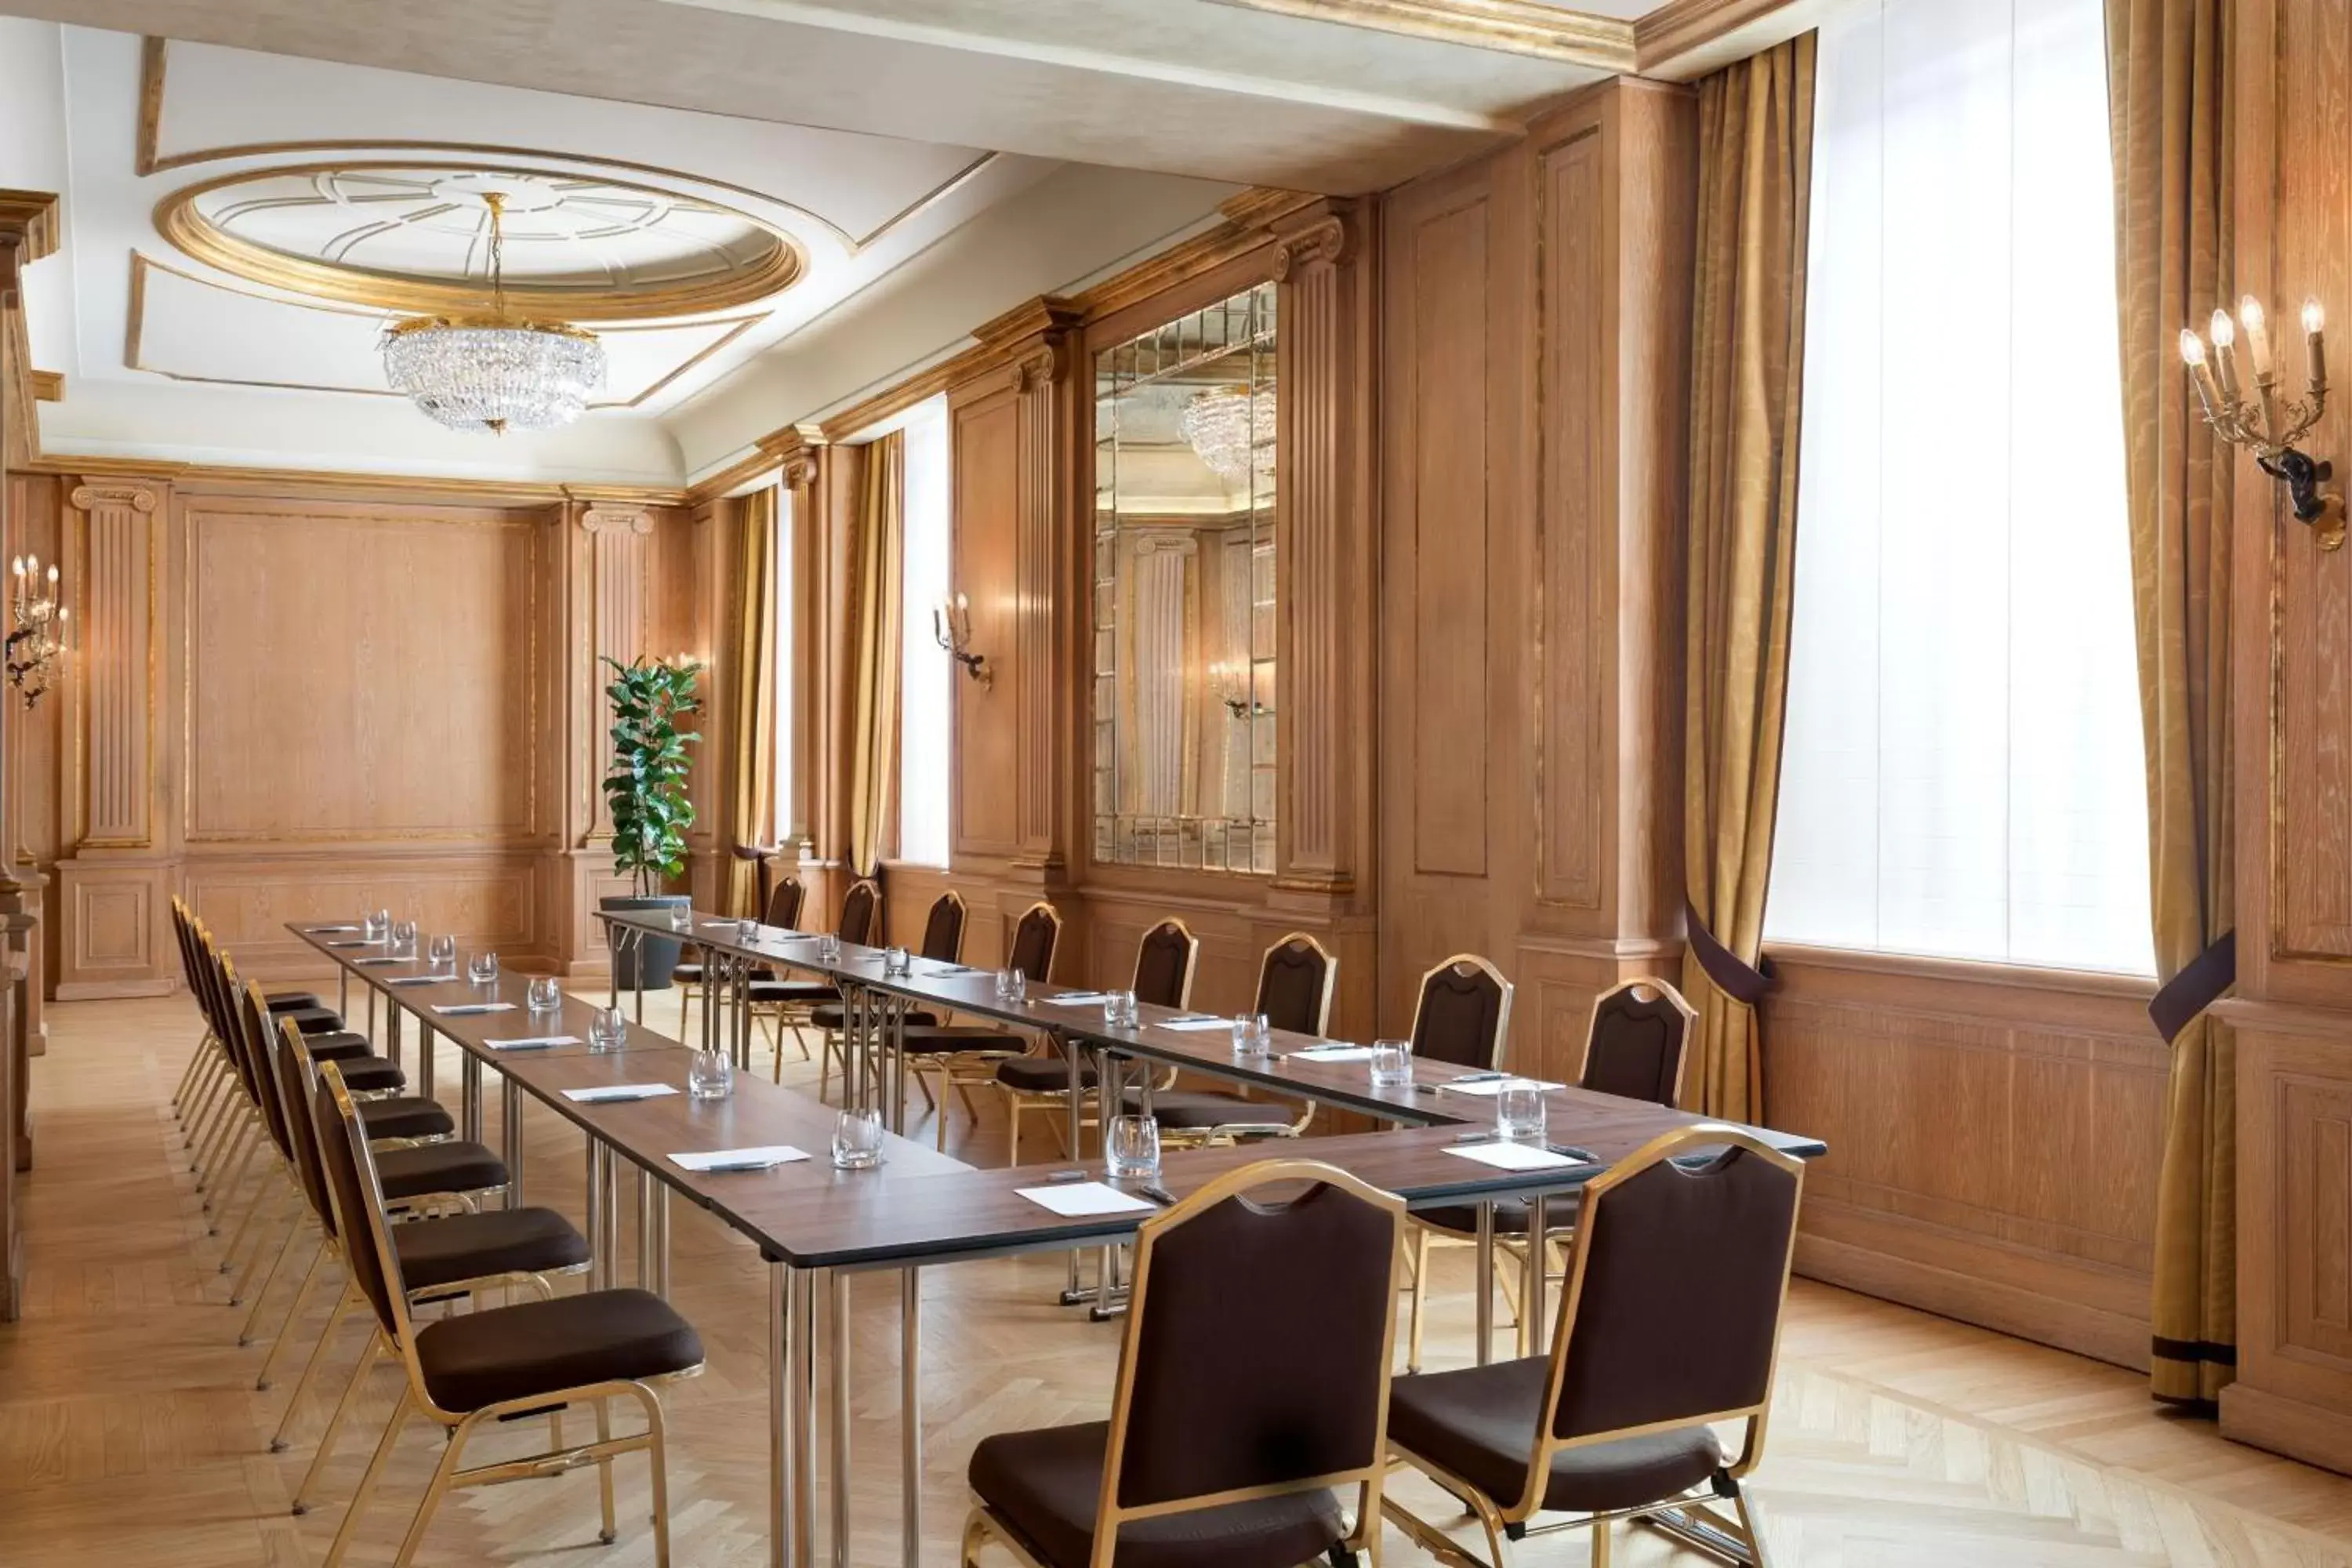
[526,976,561,1014]
[1370,1038,1414,1089]
[689,1044,735,1102]
[995,967,1027,1004]
[1104,989,1139,1029]
[1231,1014,1272,1059]
[738,916,760,942]
[1496,1081,1548,1144]
[588,1005,628,1053]
[884,946,912,977]
[390,919,418,956]
[831,1107,886,1170]
[668,904,694,932]
[1105,1114,1161,1182]
[369,907,391,942]
[427,934,457,972]
[466,950,499,986]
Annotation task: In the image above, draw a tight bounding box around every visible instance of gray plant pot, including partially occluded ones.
[601,893,693,989]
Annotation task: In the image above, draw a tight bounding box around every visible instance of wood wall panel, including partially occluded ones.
[182,854,539,970]
[182,499,543,841]
[69,484,159,847]
[951,387,1023,862]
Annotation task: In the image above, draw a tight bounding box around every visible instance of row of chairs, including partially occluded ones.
[168,902,704,1566]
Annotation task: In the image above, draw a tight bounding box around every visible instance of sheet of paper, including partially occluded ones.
[385,975,452,988]
[1155,1016,1236,1033]
[1015,1181,1157,1217]
[350,956,407,967]
[484,1035,583,1051]
[1036,993,1111,1007]
[562,1083,680,1104]
[306,924,362,934]
[669,1145,811,1172]
[432,1002,519,1016]
[1290,1044,1377,1062]
[322,939,381,949]
[1435,1076,1566,1098]
[1443,1140,1584,1172]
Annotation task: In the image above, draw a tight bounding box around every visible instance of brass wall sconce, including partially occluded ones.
[932,593,990,688]
[5,554,66,706]
[2181,295,2342,550]
[1208,659,1268,720]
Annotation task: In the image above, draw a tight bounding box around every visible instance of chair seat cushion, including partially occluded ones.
[1386,1357,1722,1514]
[748,980,838,1005]
[332,1054,408,1094]
[996,1054,1095,1093]
[394,1206,591,1293]
[809,1003,938,1032]
[416,1287,704,1413]
[358,1095,456,1142]
[282,1006,348,1034]
[375,1140,508,1203]
[263,992,325,1012]
[672,962,704,982]
[1120,1087,1296,1133]
[303,1031,379,1063]
[899,1025,1023,1055]
[969,1419,1344,1568]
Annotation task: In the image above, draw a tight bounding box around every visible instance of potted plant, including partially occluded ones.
[598,654,702,989]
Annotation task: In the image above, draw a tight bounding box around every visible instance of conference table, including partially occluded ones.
[296,913,1827,1568]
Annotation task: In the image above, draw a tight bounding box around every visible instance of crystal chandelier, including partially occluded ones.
[381,191,606,434]
[1180,384,1277,483]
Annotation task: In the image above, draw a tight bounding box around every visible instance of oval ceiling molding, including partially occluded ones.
[155,160,804,322]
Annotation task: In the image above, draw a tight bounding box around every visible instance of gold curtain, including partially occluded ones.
[2109,0,2237,1408]
[724,486,779,916]
[846,431,905,877]
[1680,34,1817,1125]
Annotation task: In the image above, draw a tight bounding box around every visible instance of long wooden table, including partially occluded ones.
[305,912,1826,1568]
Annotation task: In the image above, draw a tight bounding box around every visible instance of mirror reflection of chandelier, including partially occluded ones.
[380,191,607,435]
[1180,384,1277,483]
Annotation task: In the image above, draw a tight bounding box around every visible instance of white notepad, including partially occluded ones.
[1443,1141,1584,1172]
[1289,1044,1378,1062]
[1156,1016,1235,1033]
[307,924,362,934]
[1016,1181,1157,1217]
[350,956,407,967]
[484,1035,582,1051]
[1037,993,1112,1007]
[385,975,452,988]
[432,1002,519,1017]
[670,1145,809,1173]
[323,939,382,949]
[1436,1076,1566,1098]
[563,1083,679,1104]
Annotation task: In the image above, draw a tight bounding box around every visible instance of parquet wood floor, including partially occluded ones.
[5,989,2351,1566]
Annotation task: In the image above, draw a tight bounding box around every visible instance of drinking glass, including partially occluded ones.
[1105,1114,1162,1182]
[668,904,695,932]
[1369,1037,1414,1089]
[369,907,391,942]
[587,1005,628,1054]
[1230,1013,1271,1059]
[390,919,418,958]
[466,950,499,986]
[738,916,760,942]
[831,1107,886,1170]
[1496,1081,1548,1143]
[426,934,457,972]
[817,933,842,964]
[689,1045,735,1102]
[526,976,561,1014]
[884,946,912,978]
[995,967,1027,1004]
[1104,989,1139,1029]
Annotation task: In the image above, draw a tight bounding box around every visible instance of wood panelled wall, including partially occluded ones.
[6,470,695,990]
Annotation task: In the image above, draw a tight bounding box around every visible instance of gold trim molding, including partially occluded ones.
[1201,0,1638,67]
[154,162,804,324]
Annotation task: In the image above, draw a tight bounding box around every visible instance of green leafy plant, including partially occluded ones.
[601,655,703,896]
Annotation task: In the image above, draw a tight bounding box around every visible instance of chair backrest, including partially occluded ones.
[273,1015,340,1240]
[1101,1160,1403,1548]
[837,878,881,946]
[1254,932,1337,1037]
[1408,953,1513,1070]
[1579,978,1695,1107]
[1130,920,1198,1011]
[312,1063,416,1347]
[236,982,297,1160]
[919,891,967,964]
[764,874,806,931]
[1006,901,1062,985]
[1528,1127,1803,1508]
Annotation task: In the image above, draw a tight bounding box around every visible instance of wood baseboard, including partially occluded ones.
[2221,1381,2352,1475]
[53,978,176,1001]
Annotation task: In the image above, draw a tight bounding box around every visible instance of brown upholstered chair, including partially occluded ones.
[168,896,325,1142]
[962,1159,1405,1568]
[1116,930,1341,1147]
[679,869,804,1037]
[904,900,1063,1152]
[811,888,967,1094]
[266,1021,579,1510]
[749,876,877,1081]
[993,917,1200,1163]
[1383,1125,1804,1568]
[311,1062,705,1567]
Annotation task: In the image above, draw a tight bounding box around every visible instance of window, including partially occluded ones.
[1765,0,2153,975]
[897,399,953,867]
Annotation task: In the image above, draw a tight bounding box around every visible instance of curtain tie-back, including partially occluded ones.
[2148,929,2235,1045]
[1684,898,1774,1006]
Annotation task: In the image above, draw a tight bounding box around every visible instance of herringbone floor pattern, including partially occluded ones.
[4,990,2350,1566]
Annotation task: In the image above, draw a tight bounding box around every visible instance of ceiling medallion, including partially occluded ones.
[381,191,605,434]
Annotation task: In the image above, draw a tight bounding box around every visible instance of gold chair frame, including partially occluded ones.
[313,1062,702,1568]
[913,900,1064,1152]
[961,1157,1406,1568]
[1146,929,1340,1151]
[1382,1124,1803,1568]
[997,916,1200,1163]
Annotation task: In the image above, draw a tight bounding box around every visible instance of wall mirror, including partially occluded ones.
[1091,281,1276,874]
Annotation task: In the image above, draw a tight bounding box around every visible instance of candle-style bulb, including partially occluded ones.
[2241,295,2268,335]
[2212,309,2237,348]
[2180,330,2208,365]
[45,564,56,586]
[2306,299,2326,336]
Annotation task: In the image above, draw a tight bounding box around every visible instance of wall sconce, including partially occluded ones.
[1207,659,1268,720]
[5,554,66,706]
[932,593,990,688]
[2181,295,2343,550]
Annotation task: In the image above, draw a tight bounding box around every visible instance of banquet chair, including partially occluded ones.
[677,866,802,1040]
[1382,1126,1803,1568]
[1116,931,1338,1149]
[993,917,1198,1163]
[902,900,1063,1152]
[750,877,876,1082]
[961,1159,1403,1568]
[812,888,967,1102]
[312,1062,705,1567]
